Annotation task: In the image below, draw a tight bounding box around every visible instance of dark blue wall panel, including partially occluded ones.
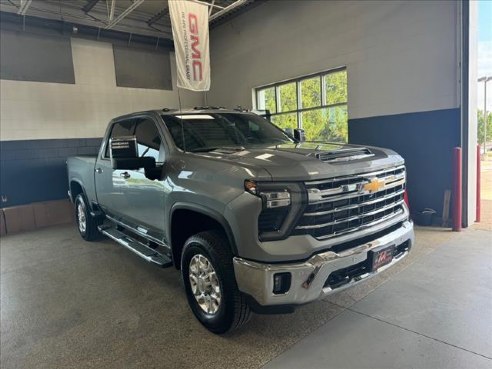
[0,138,101,207]
[349,108,461,218]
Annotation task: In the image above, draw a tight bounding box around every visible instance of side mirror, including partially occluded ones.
[293,129,306,142]
[110,136,156,170]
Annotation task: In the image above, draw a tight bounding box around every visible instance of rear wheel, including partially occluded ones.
[181,230,252,333]
[75,194,99,241]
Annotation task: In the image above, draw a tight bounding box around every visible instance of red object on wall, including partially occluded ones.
[476,144,481,223]
[453,147,462,232]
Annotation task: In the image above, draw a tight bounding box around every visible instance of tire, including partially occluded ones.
[181,230,252,334]
[75,194,99,241]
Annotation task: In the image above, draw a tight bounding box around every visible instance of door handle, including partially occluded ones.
[95,167,103,174]
[120,172,131,179]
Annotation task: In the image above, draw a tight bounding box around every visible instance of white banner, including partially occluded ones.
[169,0,210,91]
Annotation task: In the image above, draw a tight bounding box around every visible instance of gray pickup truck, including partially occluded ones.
[67,108,414,333]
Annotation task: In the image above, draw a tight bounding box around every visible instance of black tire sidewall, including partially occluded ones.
[181,240,235,333]
[75,193,100,241]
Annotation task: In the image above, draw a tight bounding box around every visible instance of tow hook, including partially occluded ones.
[302,264,322,289]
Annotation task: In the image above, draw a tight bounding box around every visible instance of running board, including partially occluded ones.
[98,225,173,268]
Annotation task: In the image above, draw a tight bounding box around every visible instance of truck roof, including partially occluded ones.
[112,107,252,122]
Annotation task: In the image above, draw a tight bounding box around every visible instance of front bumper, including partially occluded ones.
[233,220,414,307]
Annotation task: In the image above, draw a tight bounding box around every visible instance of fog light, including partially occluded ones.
[273,272,292,294]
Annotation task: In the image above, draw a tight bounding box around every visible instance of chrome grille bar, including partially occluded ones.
[304,189,405,217]
[316,208,405,240]
[297,201,404,230]
[307,177,405,204]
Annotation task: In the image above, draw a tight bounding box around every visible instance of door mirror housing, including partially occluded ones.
[110,136,156,170]
[293,129,306,142]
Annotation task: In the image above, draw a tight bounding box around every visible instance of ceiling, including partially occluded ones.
[0,0,258,39]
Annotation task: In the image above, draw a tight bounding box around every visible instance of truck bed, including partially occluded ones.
[67,156,97,204]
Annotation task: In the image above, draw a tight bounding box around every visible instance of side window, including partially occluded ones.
[135,118,164,163]
[105,119,135,158]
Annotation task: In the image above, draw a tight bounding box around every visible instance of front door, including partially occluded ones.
[95,118,136,220]
[95,116,167,242]
[122,117,167,238]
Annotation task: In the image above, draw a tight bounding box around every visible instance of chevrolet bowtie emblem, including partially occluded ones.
[362,178,385,193]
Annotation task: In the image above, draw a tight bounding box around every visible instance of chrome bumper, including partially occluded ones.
[233,220,414,307]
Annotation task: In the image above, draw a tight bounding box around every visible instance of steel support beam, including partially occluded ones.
[18,0,33,15]
[209,0,250,22]
[105,0,145,30]
[147,8,169,26]
[109,0,116,21]
[189,0,224,10]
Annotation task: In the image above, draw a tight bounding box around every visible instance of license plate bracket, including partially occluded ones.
[370,244,395,271]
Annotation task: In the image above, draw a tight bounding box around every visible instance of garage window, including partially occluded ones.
[256,68,348,142]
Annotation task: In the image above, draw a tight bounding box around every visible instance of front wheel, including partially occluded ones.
[75,194,99,241]
[181,231,252,334]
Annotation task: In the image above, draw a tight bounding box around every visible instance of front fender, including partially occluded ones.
[169,201,239,255]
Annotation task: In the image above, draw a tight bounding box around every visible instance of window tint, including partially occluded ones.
[135,118,163,162]
[105,119,135,157]
[161,113,292,152]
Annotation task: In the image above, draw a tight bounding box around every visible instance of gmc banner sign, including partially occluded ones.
[169,0,211,91]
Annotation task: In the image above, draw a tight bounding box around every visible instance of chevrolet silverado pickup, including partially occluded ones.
[67,108,414,333]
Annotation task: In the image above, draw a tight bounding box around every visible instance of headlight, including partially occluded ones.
[245,180,307,241]
[263,191,291,208]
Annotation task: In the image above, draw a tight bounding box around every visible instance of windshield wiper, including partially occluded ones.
[191,146,246,153]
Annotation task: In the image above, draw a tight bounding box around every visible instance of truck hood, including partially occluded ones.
[192,142,404,181]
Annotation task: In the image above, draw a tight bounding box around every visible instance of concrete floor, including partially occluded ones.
[1,225,491,369]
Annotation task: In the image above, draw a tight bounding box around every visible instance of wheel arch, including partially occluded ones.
[169,203,238,269]
[69,180,86,203]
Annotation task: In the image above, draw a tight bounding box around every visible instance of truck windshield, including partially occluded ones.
[161,113,294,152]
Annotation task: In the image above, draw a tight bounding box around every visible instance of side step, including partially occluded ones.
[98,225,173,268]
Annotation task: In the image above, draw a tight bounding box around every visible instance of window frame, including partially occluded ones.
[255,67,348,139]
[101,114,168,162]
[102,118,136,160]
[134,117,166,164]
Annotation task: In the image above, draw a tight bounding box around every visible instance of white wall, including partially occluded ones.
[0,37,204,141]
[207,0,459,119]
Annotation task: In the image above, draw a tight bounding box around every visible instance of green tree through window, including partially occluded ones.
[256,68,348,142]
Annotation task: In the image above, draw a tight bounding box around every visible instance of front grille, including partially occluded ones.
[294,165,406,240]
